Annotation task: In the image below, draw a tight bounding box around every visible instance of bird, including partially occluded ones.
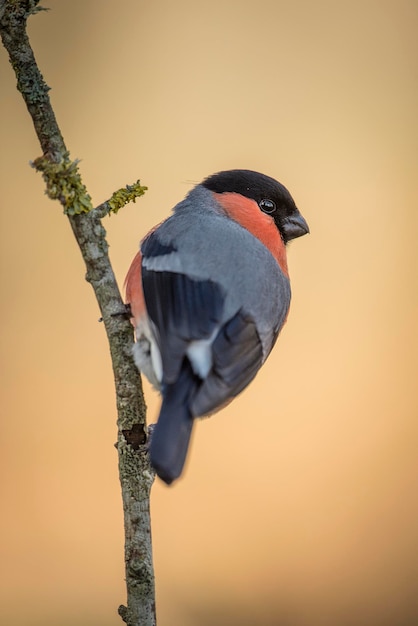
[125,169,309,484]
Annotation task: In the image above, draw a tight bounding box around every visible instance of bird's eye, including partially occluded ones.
[259,199,276,214]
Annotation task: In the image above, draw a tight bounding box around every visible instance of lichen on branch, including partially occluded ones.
[32,152,93,215]
[107,181,148,214]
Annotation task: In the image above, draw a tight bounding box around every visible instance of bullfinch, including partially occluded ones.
[125,169,309,484]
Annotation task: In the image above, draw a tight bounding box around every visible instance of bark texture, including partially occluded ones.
[0,2,156,624]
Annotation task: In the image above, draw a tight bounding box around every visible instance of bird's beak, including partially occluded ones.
[282,211,310,242]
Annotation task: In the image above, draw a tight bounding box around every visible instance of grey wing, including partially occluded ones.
[190,309,265,417]
[141,229,225,384]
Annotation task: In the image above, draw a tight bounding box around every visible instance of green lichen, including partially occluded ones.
[107,180,148,214]
[32,152,93,215]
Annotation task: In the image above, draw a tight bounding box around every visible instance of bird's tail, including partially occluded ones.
[149,361,197,484]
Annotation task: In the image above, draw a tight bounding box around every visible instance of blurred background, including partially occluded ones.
[1,1,417,624]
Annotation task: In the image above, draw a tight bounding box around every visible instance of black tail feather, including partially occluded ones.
[149,360,199,484]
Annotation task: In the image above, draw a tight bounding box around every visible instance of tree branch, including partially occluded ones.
[0,2,156,625]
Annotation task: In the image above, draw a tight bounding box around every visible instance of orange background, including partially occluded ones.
[1,1,417,625]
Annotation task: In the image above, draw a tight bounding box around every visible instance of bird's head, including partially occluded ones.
[202,169,309,244]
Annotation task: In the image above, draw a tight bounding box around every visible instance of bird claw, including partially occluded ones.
[99,304,132,323]
[111,303,132,320]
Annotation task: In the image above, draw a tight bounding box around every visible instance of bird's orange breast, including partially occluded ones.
[125,250,145,325]
[213,191,289,277]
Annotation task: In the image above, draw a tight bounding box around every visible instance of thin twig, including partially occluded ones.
[0,2,156,624]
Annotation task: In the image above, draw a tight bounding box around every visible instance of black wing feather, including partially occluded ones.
[142,266,224,383]
[190,310,263,417]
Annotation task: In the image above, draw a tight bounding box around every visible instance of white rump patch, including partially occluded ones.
[186,329,218,379]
